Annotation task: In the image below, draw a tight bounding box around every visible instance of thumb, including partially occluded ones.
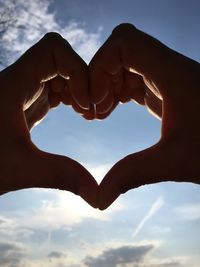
[33,149,98,208]
[98,139,185,210]
[11,144,99,208]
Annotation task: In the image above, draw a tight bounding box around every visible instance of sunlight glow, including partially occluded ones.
[30,179,123,230]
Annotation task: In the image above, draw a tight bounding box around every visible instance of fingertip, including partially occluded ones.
[95,112,110,120]
[49,92,61,108]
[95,89,114,114]
[112,23,137,35]
[78,171,99,208]
[79,185,99,209]
[79,98,90,110]
[71,92,90,110]
[98,206,107,211]
[31,150,99,208]
[81,103,95,120]
[95,99,118,120]
[82,113,95,120]
[70,160,99,208]
[98,181,120,210]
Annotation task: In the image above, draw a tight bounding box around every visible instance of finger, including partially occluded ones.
[53,78,94,119]
[121,71,146,105]
[89,36,122,104]
[25,85,50,129]
[144,85,162,119]
[53,36,89,109]
[82,104,96,120]
[95,87,114,114]
[49,68,91,113]
[89,66,111,104]
[98,139,183,210]
[67,65,90,109]
[111,23,190,100]
[112,69,124,96]
[95,98,119,120]
[35,150,98,208]
[70,99,96,121]
[48,91,61,108]
[71,98,86,114]
[50,75,66,93]
[61,92,95,120]
[49,38,89,109]
[60,83,72,105]
[7,32,89,109]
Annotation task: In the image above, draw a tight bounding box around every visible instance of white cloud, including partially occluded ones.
[0,0,102,65]
[60,22,102,63]
[175,203,200,221]
[132,196,164,238]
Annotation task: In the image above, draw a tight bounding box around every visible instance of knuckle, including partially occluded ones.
[111,23,137,49]
[41,32,64,48]
[112,23,136,36]
[43,32,62,41]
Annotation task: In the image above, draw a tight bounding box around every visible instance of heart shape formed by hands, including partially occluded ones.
[0,24,199,210]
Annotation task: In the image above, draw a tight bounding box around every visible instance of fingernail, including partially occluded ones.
[72,95,90,110]
[81,103,90,110]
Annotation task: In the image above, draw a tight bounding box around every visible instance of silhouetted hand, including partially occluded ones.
[0,32,98,207]
[93,24,200,210]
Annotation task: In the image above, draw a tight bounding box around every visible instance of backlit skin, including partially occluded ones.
[0,32,98,208]
[90,24,200,210]
[0,24,200,210]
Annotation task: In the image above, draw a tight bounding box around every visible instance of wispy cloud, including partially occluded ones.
[175,203,200,221]
[0,0,102,66]
[132,196,164,238]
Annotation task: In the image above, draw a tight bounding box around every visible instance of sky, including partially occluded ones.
[0,0,200,266]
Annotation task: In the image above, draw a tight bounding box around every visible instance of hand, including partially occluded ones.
[93,24,200,210]
[0,32,98,207]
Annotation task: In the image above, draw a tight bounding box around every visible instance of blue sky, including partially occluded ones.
[0,0,200,266]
